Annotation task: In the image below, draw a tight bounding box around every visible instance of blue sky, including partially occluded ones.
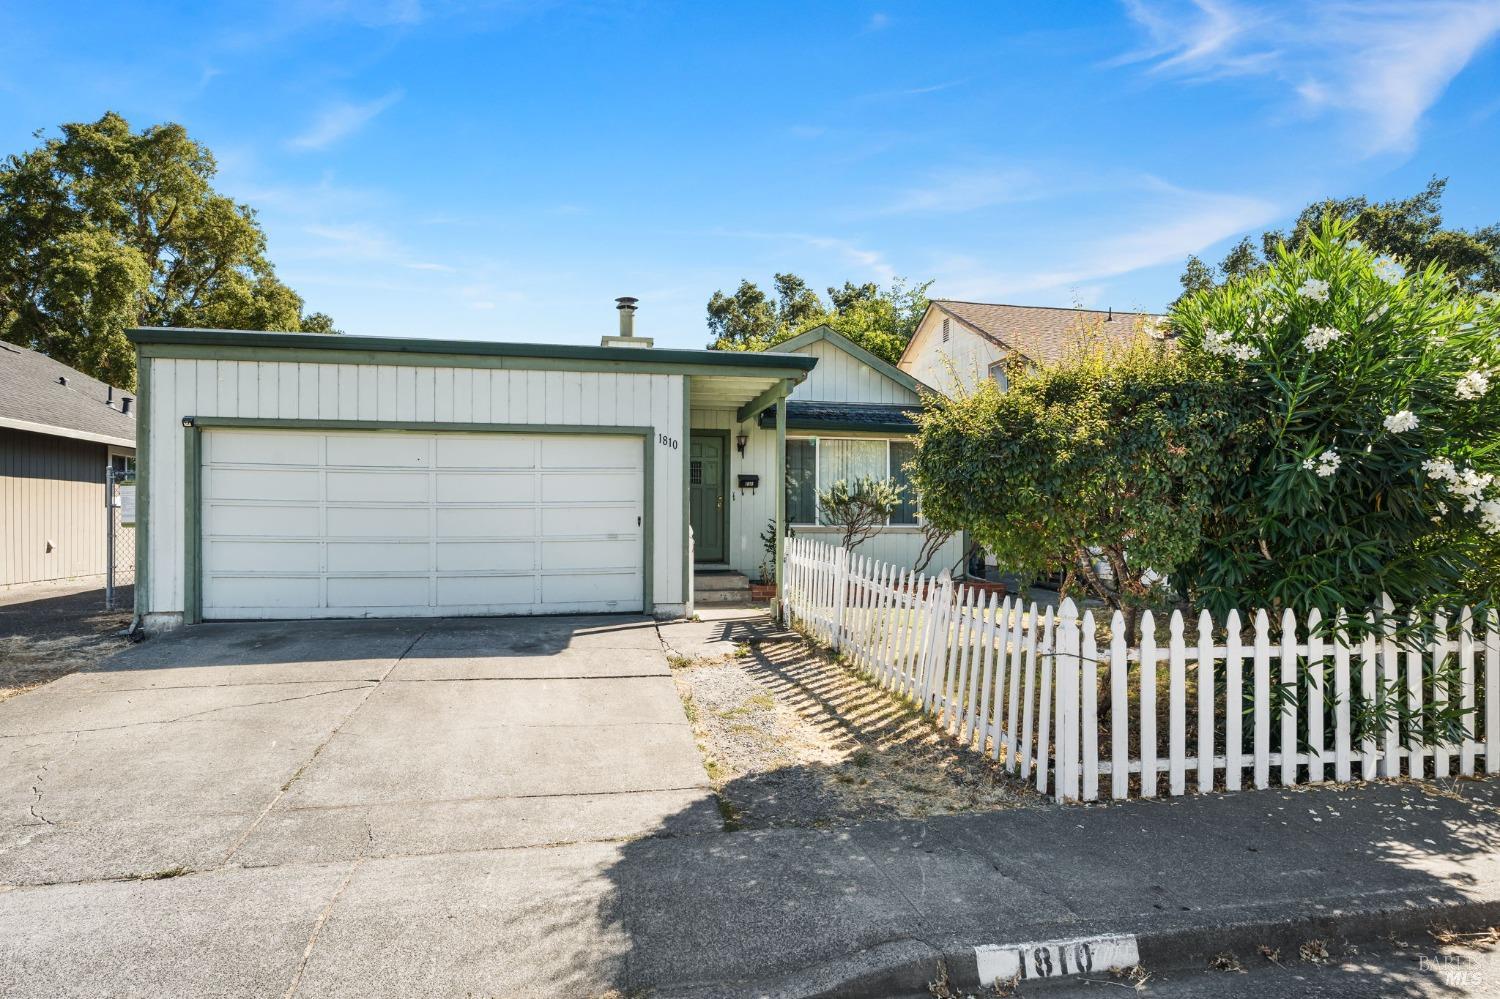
[3,1,1499,350]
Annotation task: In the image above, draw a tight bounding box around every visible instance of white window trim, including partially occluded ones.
[787,435,920,529]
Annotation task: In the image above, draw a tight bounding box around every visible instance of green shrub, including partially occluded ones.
[1171,218,1500,616]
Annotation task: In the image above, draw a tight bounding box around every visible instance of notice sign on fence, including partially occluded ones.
[975,934,1140,985]
[118,485,136,526]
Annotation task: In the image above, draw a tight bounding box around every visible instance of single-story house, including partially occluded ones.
[1,341,136,589]
[898,300,1161,396]
[128,301,963,631]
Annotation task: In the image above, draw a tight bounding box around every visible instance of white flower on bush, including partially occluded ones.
[1482,498,1500,536]
[1382,410,1419,433]
[1297,278,1330,301]
[1365,302,1389,323]
[1302,449,1342,477]
[1302,325,1343,352]
[1145,316,1170,341]
[1372,256,1404,284]
[1202,327,1258,361]
[1423,457,1457,481]
[1456,371,1491,400]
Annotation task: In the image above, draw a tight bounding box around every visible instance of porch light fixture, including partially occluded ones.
[735,432,748,457]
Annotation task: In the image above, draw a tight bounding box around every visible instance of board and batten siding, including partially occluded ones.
[143,357,686,623]
[690,409,966,580]
[1,428,114,587]
[788,340,921,406]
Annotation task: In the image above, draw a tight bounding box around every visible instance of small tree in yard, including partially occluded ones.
[818,477,904,552]
[910,322,1246,629]
[1171,218,1500,618]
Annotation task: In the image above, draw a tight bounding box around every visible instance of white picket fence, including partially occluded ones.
[782,536,1500,803]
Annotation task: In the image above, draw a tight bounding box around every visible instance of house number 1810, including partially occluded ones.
[658,434,679,449]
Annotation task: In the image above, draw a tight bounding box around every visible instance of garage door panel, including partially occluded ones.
[542,471,638,504]
[206,576,322,610]
[436,541,534,573]
[327,576,430,608]
[542,571,639,605]
[206,467,321,502]
[436,472,534,503]
[206,540,322,573]
[327,541,430,573]
[201,429,645,619]
[204,504,322,538]
[326,434,429,468]
[436,436,535,469]
[327,470,429,503]
[207,431,322,467]
[327,506,430,539]
[542,539,637,572]
[435,575,535,606]
[541,505,637,537]
[541,436,636,468]
[437,506,536,538]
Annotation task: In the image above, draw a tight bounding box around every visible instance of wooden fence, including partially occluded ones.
[782,536,1499,803]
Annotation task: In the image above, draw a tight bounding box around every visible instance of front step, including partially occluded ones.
[693,571,752,604]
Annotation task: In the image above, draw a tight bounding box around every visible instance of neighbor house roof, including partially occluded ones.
[0,341,136,448]
[916,300,1163,367]
[758,401,920,435]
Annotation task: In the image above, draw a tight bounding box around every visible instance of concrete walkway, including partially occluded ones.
[1,615,1498,997]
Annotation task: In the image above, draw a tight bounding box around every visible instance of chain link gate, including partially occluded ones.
[106,465,137,611]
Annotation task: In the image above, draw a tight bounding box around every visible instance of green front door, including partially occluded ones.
[689,433,726,563]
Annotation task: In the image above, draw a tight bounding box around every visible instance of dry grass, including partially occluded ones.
[672,631,1044,829]
[0,586,132,702]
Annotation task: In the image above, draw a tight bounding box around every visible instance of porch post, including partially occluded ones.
[773,379,789,622]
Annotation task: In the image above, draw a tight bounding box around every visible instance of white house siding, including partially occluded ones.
[690,410,968,581]
[901,310,1004,397]
[788,340,921,405]
[143,357,685,626]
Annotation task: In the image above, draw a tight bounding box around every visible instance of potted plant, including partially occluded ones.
[751,519,791,601]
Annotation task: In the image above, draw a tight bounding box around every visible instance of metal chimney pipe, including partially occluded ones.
[616,297,638,337]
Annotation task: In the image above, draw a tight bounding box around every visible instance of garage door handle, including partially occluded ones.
[637,516,642,526]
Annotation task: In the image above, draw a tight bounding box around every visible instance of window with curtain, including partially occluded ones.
[784,437,924,527]
[888,440,918,524]
[786,438,818,525]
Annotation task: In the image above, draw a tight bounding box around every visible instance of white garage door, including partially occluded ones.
[200,429,644,619]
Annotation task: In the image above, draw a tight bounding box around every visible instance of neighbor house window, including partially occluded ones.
[785,437,921,527]
[988,360,1010,391]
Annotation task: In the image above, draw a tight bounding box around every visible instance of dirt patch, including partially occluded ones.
[672,633,1047,829]
[0,585,133,702]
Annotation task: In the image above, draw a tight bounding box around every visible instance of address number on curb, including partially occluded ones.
[975,934,1140,984]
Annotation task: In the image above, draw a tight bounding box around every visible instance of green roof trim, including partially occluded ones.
[769,325,938,397]
[127,327,818,376]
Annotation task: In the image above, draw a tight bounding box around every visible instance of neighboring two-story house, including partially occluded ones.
[897,300,1160,397]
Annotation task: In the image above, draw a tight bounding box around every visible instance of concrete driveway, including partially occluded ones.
[1,615,716,885]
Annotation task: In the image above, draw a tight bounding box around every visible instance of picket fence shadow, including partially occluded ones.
[782,537,1499,803]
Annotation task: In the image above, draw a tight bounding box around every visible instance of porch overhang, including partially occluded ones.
[757,401,921,435]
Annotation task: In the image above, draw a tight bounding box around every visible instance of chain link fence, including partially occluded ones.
[106,466,136,611]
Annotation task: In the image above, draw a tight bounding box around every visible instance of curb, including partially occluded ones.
[660,892,1500,998]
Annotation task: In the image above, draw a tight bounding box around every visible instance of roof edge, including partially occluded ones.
[0,415,134,449]
[770,324,940,397]
[126,327,817,372]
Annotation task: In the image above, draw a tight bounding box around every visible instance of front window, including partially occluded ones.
[785,437,921,527]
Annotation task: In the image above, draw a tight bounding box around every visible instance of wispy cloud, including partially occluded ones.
[878,166,1040,215]
[931,180,1277,300]
[864,12,890,32]
[288,89,404,150]
[716,229,897,285]
[1116,1,1500,155]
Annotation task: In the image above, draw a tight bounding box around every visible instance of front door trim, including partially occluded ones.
[689,429,729,564]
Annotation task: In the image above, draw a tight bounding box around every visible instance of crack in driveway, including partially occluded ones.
[0,684,377,740]
[221,628,431,866]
